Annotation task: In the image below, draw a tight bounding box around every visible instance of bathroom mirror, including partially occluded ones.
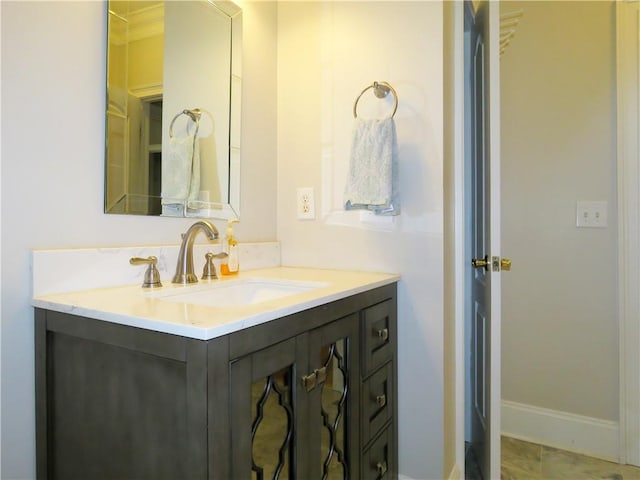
[105,0,241,219]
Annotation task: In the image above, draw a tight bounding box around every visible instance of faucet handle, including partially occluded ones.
[201,252,228,280]
[130,256,162,288]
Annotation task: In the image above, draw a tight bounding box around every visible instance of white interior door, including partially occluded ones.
[465,1,501,478]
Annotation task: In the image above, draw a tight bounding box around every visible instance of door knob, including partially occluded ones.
[471,256,489,270]
[472,256,512,272]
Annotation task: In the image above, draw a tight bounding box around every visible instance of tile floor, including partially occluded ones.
[500,436,640,480]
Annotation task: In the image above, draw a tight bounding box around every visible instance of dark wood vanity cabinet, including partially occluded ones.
[35,283,397,480]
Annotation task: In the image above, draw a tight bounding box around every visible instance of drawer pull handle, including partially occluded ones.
[376,461,388,476]
[301,372,316,392]
[376,394,387,408]
[315,366,327,384]
[375,328,389,341]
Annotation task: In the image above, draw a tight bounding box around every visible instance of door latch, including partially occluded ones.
[473,255,512,272]
[471,256,489,270]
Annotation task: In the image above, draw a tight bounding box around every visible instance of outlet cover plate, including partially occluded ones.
[296,187,315,220]
[576,201,607,228]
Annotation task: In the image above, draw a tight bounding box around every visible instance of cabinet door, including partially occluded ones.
[230,336,308,479]
[36,313,209,480]
[229,314,360,480]
[305,314,360,480]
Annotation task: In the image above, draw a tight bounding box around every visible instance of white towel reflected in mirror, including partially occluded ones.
[161,135,201,207]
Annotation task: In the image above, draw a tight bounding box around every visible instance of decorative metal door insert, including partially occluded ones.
[251,368,294,480]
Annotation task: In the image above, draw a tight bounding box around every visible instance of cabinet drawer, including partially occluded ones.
[362,300,394,375]
[362,424,395,480]
[362,362,393,446]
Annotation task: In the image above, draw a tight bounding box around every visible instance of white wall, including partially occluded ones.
[276,3,444,478]
[501,1,618,421]
[0,2,277,477]
[2,2,446,478]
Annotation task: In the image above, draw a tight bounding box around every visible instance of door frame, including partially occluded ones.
[450,0,471,475]
[443,0,467,476]
[617,0,640,466]
[450,1,501,477]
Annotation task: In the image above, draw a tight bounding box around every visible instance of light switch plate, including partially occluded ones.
[576,201,607,228]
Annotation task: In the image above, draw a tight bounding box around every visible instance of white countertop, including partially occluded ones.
[32,267,399,340]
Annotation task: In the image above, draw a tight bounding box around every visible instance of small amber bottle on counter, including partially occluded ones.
[220,218,240,275]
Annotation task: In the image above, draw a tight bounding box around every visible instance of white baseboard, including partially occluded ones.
[502,400,619,461]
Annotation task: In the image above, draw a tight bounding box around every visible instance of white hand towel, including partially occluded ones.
[187,138,201,203]
[161,135,201,205]
[344,117,400,215]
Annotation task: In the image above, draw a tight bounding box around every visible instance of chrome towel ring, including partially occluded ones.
[169,108,202,138]
[353,81,398,119]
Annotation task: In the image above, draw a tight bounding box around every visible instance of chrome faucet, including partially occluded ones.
[172,220,220,284]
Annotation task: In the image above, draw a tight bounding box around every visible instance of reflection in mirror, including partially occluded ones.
[105,0,241,219]
[320,339,348,479]
[252,368,293,479]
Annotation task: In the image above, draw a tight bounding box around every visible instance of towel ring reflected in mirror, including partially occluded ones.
[169,108,202,138]
[353,81,398,119]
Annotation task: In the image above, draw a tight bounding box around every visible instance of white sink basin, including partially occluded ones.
[148,278,329,308]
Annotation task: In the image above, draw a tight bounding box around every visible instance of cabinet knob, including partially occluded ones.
[376,461,388,476]
[301,372,316,392]
[375,328,389,341]
[314,366,327,385]
[302,367,328,392]
[376,394,387,408]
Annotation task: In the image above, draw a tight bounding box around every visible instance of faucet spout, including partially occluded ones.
[172,220,219,284]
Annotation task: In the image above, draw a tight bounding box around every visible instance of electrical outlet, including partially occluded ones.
[576,201,607,228]
[296,187,315,220]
